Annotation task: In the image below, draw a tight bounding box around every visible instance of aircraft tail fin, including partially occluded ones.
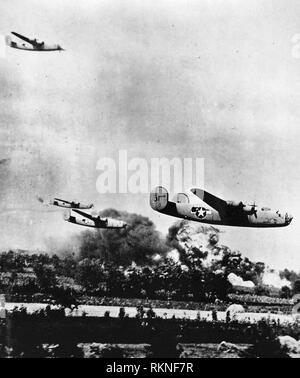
[63,209,72,221]
[5,35,11,46]
[150,186,169,211]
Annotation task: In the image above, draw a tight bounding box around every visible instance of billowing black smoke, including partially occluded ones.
[78,208,168,266]
[41,208,298,291]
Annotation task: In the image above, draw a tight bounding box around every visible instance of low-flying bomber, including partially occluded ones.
[6,32,64,51]
[51,198,93,209]
[63,209,127,229]
[150,186,293,228]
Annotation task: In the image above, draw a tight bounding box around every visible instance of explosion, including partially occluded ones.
[262,269,292,289]
[166,219,294,290]
[29,208,299,292]
[166,220,223,266]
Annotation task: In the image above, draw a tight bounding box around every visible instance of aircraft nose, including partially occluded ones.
[285,213,293,224]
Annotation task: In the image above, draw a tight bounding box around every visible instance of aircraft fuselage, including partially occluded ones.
[9,42,63,51]
[51,199,93,209]
[150,187,292,228]
[63,210,126,229]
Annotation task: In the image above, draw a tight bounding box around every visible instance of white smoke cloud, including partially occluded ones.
[166,249,180,263]
[152,253,162,262]
[262,270,291,289]
[228,272,255,288]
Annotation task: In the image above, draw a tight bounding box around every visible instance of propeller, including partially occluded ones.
[247,201,258,218]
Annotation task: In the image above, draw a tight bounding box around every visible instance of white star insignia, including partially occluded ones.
[193,207,207,219]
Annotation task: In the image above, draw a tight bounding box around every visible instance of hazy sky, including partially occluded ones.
[0,0,300,269]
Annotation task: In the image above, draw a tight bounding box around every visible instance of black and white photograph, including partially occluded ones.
[0,0,299,362]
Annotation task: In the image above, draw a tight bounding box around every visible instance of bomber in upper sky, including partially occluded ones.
[50,198,93,209]
[37,196,126,228]
[6,31,64,51]
[37,196,93,209]
[150,186,293,228]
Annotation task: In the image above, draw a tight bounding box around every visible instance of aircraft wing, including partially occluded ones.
[190,188,228,214]
[72,209,95,221]
[11,32,38,46]
[54,197,73,204]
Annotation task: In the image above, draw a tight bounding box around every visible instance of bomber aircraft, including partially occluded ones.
[6,32,64,51]
[51,198,93,209]
[63,209,127,229]
[150,186,293,228]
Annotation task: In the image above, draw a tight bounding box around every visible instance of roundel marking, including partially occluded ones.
[192,206,207,219]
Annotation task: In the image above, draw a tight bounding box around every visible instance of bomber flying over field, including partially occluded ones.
[63,209,127,229]
[150,186,293,228]
[6,32,64,51]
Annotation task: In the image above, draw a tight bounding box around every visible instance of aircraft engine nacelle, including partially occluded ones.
[150,186,169,211]
[226,201,256,214]
[226,201,244,208]
[242,205,255,214]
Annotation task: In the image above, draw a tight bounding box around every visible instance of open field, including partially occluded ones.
[1,304,299,358]
[5,302,298,324]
